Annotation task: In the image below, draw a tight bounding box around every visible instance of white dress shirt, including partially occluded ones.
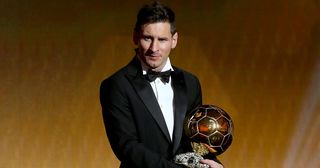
[141,58,175,140]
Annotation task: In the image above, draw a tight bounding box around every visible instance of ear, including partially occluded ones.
[133,31,139,45]
[171,32,178,49]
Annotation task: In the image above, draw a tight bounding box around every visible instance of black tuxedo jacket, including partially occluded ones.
[100,57,202,168]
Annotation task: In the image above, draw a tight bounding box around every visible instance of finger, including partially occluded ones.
[200,159,224,168]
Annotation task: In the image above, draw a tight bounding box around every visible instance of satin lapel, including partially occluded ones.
[125,59,171,142]
[171,70,188,154]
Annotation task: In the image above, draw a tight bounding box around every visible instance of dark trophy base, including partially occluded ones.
[174,152,209,168]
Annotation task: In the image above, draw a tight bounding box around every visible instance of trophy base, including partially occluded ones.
[174,152,209,168]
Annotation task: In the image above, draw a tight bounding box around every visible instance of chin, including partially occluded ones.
[147,64,158,69]
[146,61,160,68]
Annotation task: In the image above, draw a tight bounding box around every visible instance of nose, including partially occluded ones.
[150,40,159,52]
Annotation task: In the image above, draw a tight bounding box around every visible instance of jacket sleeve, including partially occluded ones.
[100,77,184,168]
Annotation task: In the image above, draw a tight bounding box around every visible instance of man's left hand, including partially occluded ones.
[200,159,224,168]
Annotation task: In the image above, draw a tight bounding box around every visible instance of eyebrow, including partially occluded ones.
[141,34,169,40]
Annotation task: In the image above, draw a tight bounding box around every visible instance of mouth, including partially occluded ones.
[148,54,160,57]
[147,55,160,61]
[145,54,161,61]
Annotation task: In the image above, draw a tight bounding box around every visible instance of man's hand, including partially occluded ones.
[200,159,224,168]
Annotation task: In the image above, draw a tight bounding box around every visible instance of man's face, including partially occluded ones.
[134,22,178,71]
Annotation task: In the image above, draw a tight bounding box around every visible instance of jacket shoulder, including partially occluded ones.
[173,66,199,81]
[101,57,140,84]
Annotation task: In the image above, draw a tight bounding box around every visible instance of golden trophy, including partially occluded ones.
[174,105,233,168]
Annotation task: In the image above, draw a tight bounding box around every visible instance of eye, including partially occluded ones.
[158,38,168,42]
[142,36,152,41]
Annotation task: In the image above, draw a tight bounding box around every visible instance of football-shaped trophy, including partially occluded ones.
[174,105,233,168]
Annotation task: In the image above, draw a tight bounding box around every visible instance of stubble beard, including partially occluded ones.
[146,56,167,71]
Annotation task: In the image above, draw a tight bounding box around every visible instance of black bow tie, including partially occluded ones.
[145,69,172,83]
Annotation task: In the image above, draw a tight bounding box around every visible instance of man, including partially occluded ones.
[100,1,223,168]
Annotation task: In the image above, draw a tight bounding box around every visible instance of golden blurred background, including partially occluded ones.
[1,0,319,167]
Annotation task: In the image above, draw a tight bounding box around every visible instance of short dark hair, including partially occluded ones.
[134,1,176,35]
